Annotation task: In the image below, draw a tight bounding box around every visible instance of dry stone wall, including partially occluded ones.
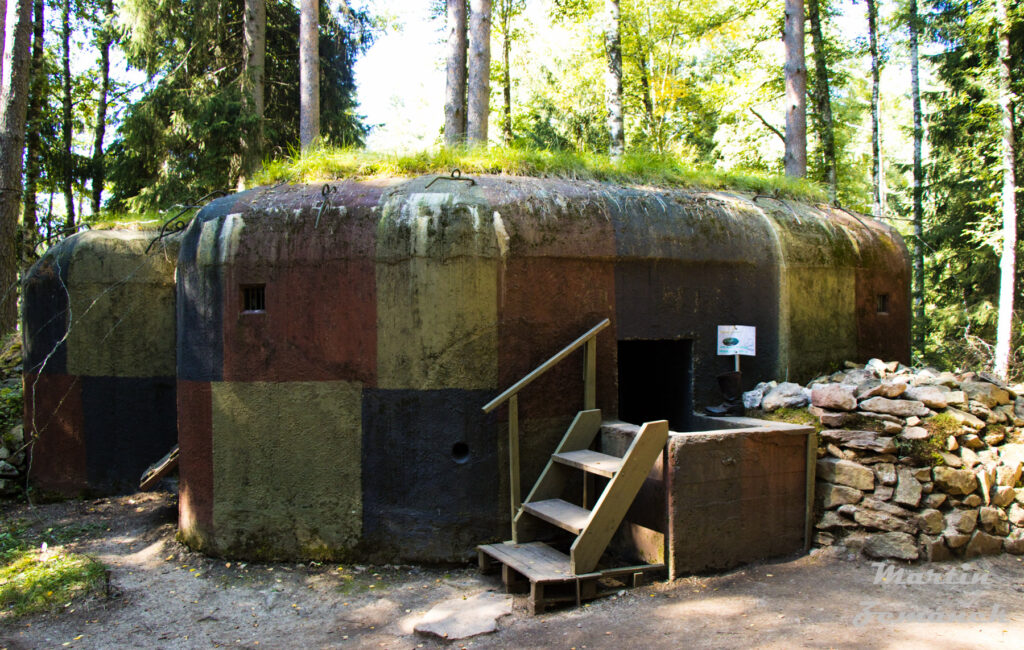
[745,359,1024,562]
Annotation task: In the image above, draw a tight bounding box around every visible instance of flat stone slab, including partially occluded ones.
[414,592,512,640]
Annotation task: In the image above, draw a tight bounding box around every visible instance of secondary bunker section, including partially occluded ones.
[22,230,180,496]
[171,176,909,565]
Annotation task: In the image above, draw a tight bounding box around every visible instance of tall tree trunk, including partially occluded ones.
[909,0,925,357]
[867,0,882,217]
[91,0,112,215]
[61,0,74,226]
[501,0,512,146]
[444,0,468,147]
[241,0,266,182]
[299,0,319,149]
[1,0,7,85]
[638,51,655,146]
[0,0,33,333]
[467,0,491,146]
[994,0,1017,379]
[21,0,42,267]
[604,0,624,159]
[807,0,836,203]
[783,0,807,177]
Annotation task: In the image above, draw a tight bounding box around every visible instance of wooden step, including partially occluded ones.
[522,499,591,534]
[552,449,622,478]
[478,541,573,581]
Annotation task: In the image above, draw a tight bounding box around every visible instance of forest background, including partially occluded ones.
[0,0,1021,379]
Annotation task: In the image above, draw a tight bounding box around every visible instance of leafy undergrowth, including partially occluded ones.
[255,146,826,203]
[0,519,107,621]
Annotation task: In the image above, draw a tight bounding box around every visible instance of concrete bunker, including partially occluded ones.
[22,230,180,495]
[21,174,910,574]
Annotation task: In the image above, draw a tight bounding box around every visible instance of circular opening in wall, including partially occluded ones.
[451,442,470,464]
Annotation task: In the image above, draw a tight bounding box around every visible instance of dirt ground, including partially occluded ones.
[1,492,1023,650]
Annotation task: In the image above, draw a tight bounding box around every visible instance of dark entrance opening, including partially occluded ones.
[617,339,693,431]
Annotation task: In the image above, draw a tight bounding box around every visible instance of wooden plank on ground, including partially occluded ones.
[140,445,179,491]
[477,542,573,582]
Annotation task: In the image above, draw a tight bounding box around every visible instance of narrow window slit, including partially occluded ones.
[876,293,889,314]
[242,285,266,312]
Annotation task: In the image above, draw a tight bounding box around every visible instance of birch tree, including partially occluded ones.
[92,0,114,212]
[467,0,491,145]
[60,0,74,226]
[993,0,1017,379]
[299,0,320,148]
[909,0,925,354]
[783,0,807,177]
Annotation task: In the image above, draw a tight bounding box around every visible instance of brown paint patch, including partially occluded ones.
[497,257,617,420]
[24,373,86,495]
[856,268,911,365]
[221,188,379,383]
[178,381,214,543]
[223,260,377,383]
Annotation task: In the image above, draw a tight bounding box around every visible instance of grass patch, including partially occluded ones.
[749,407,823,433]
[254,146,826,203]
[0,519,107,621]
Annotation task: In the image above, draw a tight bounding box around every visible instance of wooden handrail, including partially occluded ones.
[484,318,611,539]
[482,319,610,413]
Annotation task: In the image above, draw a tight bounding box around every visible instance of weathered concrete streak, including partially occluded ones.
[210,381,362,559]
[178,380,214,549]
[786,266,857,380]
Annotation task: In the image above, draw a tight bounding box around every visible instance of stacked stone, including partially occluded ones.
[0,423,24,496]
[745,359,1024,562]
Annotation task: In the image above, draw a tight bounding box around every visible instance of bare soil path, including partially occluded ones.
[2,492,1024,649]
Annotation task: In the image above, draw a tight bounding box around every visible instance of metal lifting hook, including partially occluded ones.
[424,168,477,189]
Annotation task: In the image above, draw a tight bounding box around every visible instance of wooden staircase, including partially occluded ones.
[478,409,668,612]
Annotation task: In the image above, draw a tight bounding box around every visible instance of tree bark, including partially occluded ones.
[91,0,112,215]
[1,0,7,85]
[783,0,807,177]
[241,0,266,180]
[807,0,836,203]
[21,0,42,266]
[909,0,925,356]
[500,0,512,146]
[604,0,624,159]
[299,0,320,149]
[994,0,1017,379]
[61,0,74,226]
[867,0,882,217]
[0,0,33,333]
[638,51,655,146]
[467,0,491,146]
[444,0,468,147]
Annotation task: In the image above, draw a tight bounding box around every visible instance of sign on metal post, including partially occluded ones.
[717,325,756,371]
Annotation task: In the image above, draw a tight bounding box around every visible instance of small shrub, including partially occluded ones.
[923,412,960,439]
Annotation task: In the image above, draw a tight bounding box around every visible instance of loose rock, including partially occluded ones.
[863,532,919,560]
[932,467,978,495]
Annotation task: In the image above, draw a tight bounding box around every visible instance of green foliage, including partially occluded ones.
[107,0,374,212]
[918,0,1024,373]
[0,519,107,621]
[923,411,960,439]
[255,145,826,202]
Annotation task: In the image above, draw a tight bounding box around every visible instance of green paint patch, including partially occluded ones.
[0,519,107,621]
[255,146,825,203]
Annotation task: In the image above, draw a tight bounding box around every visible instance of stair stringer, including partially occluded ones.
[569,419,669,574]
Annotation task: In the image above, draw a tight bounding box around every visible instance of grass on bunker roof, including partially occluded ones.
[254,146,827,203]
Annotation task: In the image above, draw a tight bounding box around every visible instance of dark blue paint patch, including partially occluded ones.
[177,195,239,381]
[361,388,500,562]
[81,375,178,494]
[22,237,78,374]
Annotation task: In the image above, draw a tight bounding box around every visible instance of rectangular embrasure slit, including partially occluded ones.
[242,285,266,312]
